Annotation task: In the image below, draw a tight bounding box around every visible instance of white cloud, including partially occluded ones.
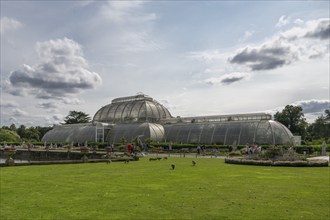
[276,15,291,28]
[230,18,329,71]
[239,30,255,43]
[62,97,83,105]
[38,101,57,109]
[188,50,228,63]
[0,100,19,108]
[294,18,304,25]
[0,17,22,34]
[101,1,157,24]
[95,1,160,52]
[52,114,63,121]
[280,18,329,40]
[6,38,102,100]
[12,108,28,116]
[9,116,19,124]
[292,99,330,114]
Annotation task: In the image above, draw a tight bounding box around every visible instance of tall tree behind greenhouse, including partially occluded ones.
[307,109,330,140]
[274,105,307,138]
[63,111,91,124]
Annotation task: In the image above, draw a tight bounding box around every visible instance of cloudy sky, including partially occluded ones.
[1,1,329,126]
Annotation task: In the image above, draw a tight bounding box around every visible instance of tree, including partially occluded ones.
[36,126,53,140]
[274,105,307,137]
[307,109,330,140]
[16,125,26,138]
[0,129,21,142]
[25,127,41,141]
[9,124,17,131]
[63,111,91,124]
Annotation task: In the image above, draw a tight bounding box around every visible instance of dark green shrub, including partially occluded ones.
[228,151,242,157]
[263,146,283,160]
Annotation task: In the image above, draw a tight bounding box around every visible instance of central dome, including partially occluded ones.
[93,94,172,124]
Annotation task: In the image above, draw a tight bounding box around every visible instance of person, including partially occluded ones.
[127,143,132,155]
[245,143,250,155]
[196,145,201,157]
[202,145,206,155]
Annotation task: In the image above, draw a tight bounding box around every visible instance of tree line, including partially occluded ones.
[1,108,329,144]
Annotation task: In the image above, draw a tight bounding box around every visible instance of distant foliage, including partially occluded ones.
[1,124,52,141]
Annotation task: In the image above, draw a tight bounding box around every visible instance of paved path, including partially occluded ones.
[145,153,227,159]
[147,153,330,162]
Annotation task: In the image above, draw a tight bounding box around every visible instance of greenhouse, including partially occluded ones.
[42,94,294,145]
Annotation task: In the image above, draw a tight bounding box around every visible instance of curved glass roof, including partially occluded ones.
[42,123,96,143]
[105,122,165,143]
[93,94,172,124]
[163,120,293,145]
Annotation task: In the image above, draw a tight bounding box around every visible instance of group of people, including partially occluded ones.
[245,143,262,154]
[196,145,207,155]
[126,143,142,155]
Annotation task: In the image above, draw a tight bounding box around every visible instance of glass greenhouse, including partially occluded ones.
[93,95,172,123]
[42,94,294,145]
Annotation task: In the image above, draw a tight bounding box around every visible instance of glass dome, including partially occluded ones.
[93,94,172,124]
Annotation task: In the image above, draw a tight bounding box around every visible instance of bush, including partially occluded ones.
[228,151,242,157]
[0,129,21,142]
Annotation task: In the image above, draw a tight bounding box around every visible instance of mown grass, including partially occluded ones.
[0,157,329,220]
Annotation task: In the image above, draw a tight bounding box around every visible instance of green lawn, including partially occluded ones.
[1,157,329,220]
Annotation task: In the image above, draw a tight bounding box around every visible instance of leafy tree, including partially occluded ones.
[0,129,21,142]
[307,109,330,140]
[9,124,17,131]
[324,109,330,118]
[36,126,53,139]
[63,111,91,124]
[274,105,307,137]
[1,126,10,130]
[25,127,41,141]
[16,125,26,138]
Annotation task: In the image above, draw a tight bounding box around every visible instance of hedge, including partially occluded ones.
[225,158,328,167]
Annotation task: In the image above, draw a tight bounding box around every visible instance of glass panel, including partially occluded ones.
[255,121,273,145]
[199,123,216,144]
[239,122,258,145]
[149,123,165,141]
[187,124,204,144]
[270,121,293,145]
[225,122,241,145]
[114,103,127,123]
[211,124,227,144]
[135,102,146,122]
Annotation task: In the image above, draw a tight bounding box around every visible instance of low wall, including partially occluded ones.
[0,149,105,161]
[0,158,132,167]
